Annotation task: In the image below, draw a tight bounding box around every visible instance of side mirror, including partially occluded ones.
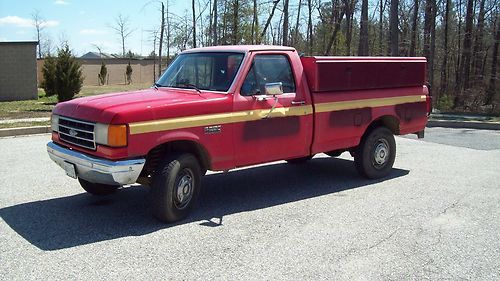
[264,82,284,96]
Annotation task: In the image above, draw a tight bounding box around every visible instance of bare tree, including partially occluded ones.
[293,0,302,45]
[110,14,134,57]
[159,2,165,78]
[192,0,197,48]
[252,0,258,44]
[423,0,436,85]
[439,0,451,102]
[485,14,499,105]
[460,0,474,92]
[358,0,369,55]
[389,0,399,56]
[31,10,45,59]
[259,0,281,44]
[307,0,313,54]
[409,0,419,56]
[324,0,346,55]
[213,0,218,45]
[283,0,290,45]
[233,0,239,44]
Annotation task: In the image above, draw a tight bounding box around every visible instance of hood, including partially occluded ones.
[53,88,232,124]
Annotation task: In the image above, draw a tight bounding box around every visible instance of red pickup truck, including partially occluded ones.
[47,45,430,222]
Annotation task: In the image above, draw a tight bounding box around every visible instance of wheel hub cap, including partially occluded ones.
[374,141,389,165]
[176,173,193,206]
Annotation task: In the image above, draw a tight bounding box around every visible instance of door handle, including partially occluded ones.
[291,100,306,105]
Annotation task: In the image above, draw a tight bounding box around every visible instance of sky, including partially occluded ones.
[0,0,192,56]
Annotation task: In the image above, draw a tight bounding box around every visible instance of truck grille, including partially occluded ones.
[58,116,96,150]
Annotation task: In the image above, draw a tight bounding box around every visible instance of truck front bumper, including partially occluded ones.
[47,141,146,186]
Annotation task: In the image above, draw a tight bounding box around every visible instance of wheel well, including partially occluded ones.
[367,115,400,135]
[143,140,210,176]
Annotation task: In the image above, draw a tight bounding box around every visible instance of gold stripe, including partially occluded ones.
[129,105,313,135]
[315,95,426,113]
[129,95,425,135]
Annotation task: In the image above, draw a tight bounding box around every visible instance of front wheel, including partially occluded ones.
[354,127,396,179]
[78,178,119,195]
[151,153,201,223]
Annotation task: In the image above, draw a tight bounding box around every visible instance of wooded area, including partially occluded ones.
[150,0,499,113]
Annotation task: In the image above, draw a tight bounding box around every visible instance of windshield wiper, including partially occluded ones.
[176,83,202,94]
[153,83,163,90]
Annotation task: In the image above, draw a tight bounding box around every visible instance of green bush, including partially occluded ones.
[437,94,454,111]
[41,55,57,97]
[42,44,83,102]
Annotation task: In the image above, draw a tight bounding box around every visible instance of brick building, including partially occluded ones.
[0,41,38,101]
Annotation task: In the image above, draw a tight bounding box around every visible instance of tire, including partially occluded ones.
[354,126,396,179]
[151,153,201,223]
[78,178,119,196]
[286,155,313,164]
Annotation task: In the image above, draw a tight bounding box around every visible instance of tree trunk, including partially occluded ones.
[458,0,474,106]
[192,0,197,48]
[439,0,450,102]
[409,0,419,57]
[293,0,302,45]
[324,1,345,55]
[423,0,435,84]
[213,0,218,45]
[259,0,281,44]
[344,0,353,55]
[357,0,369,56]
[389,0,399,56]
[252,0,257,44]
[379,0,384,55]
[485,15,499,105]
[308,0,313,55]
[233,0,239,44]
[472,0,486,80]
[159,2,165,79]
[283,0,289,45]
[166,0,170,65]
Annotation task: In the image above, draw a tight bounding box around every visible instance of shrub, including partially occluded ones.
[42,44,83,102]
[437,94,454,112]
[126,62,133,85]
[98,61,107,85]
[41,55,57,96]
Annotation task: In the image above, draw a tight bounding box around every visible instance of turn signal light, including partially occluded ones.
[108,125,127,147]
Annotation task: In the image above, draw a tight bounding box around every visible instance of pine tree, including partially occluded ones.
[55,44,83,102]
[41,55,57,97]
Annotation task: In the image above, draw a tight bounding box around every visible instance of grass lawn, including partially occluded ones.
[0,83,151,120]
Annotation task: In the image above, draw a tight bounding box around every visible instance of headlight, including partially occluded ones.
[95,123,128,147]
[51,114,59,132]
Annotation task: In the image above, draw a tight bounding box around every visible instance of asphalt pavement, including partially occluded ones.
[1,129,499,280]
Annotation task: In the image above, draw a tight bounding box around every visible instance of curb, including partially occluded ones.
[427,120,500,130]
[0,126,51,137]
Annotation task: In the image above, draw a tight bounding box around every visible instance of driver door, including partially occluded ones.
[232,52,313,167]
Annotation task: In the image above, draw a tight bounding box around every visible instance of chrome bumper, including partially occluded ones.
[47,141,145,186]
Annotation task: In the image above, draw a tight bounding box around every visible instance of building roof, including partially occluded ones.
[0,41,38,45]
[80,51,114,59]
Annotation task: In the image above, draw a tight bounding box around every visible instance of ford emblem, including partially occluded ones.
[69,129,78,137]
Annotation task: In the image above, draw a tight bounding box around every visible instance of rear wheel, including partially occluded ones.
[354,127,396,179]
[78,178,119,195]
[151,153,201,223]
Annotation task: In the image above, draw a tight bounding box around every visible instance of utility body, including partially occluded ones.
[47,45,430,222]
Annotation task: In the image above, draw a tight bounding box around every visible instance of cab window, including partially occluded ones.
[240,55,296,96]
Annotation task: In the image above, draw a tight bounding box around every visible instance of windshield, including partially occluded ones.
[156,52,245,92]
